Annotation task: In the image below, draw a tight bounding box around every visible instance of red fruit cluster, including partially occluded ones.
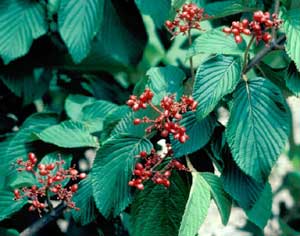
[128,145,188,190]
[165,3,209,37]
[128,89,198,143]
[126,88,154,111]
[13,152,86,214]
[223,11,282,44]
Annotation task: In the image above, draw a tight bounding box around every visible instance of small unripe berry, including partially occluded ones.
[222,27,232,34]
[39,169,48,176]
[28,152,36,163]
[26,166,33,171]
[38,164,45,170]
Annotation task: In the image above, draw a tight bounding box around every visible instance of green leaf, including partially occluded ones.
[58,0,104,63]
[193,55,242,120]
[283,8,300,71]
[36,120,99,148]
[81,100,118,133]
[131,173,189,236]
[202,173,232,225]
[285,62,300,96]
[171,112,216,158]
[65,94,96,120]
[78,0,147,71]
[6,171,36,190]
[0,113,59,178]
[0,228,19,236]
[72,175,97,226]
[220,148,265,209]
[0,69,52,105]
[279,219,300,236]
[188,29,248,58]
[146,65,185,104]
[92,135,153,217]
[0,190,27,221]
[245,183,272,229]
[111,108,155,138]
[0,0,47,64]
[178,172,211,236]
[204,0,257,19]
[226,77,291,182]
[135,0,171,28]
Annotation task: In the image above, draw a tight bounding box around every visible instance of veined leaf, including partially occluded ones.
[171,112,216,158]
[135,0,170,28]
[283,8,300,71]
[285,62,300,97]
[245,183,272,229]
[188,29,248,58]
[92,135,153,217]
[36,120,99,148]
[0,0,47,64]
[193,55,242,120]
[0,191,27,221]
[65,94,96,120]
[202,173,232,225]
[205,0,257,19]
[72,175,97,226]
[131,173,189,236]
[0,113,59,178]
[146,65,185,104]
[178,172,211,236]
[226,78,290,182]
[221,147,267,209]
[58,0,104,63]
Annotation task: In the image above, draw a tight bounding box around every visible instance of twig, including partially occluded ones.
[271,0,281,40]
[244,34,286,73]
[187,29,195,82]
[19,203,67,236]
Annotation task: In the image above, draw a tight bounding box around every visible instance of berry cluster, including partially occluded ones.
[223,11,282,44]
[128,145,188,190]
[165,3,209,37]
[126,88,154,111]
[127,89,198,143]
[13,152,86,214]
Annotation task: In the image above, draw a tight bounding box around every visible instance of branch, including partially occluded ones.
[244,34,286,73]
[20,203,67,236]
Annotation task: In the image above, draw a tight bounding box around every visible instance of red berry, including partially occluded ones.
[165,20,173,29]
[242,28,251,35]
[262,33,272,43]
[234,35,243,43]
[26,166,33,171]
[134,169,142,176]
[79,173,87,179]
[135,163,144,170]
[51,187,58,193]
[155,177,164,184]
[253,11,264,22]
[70,184,78,192]
[133,118,142,125]
[132,103,140,111]
[161,130,169,138]
[179,135,187,143]
[179,25,188,32]
[46,163,55,171]
[39,169,48,176]
[140,151,147,158]
[128,180,135,186]
[28,152,36,163]
[53,175,62,181]
[232,21,240,28]
[163,179,170,188]
[242,19,249,27]
[164,170,172,178]
[70,169,78,176]
[38,164,45,170]
[232,28,240,35]
[136,183,144,190]
[222,27,232,34]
